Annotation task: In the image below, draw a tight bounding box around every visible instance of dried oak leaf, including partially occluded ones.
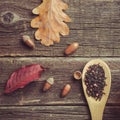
[31,0,71,46]
[4,64,44,94]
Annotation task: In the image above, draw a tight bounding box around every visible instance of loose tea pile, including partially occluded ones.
[84,64,107,101]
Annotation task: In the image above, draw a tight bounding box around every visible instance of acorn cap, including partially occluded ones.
[46,77,54,85]
[22,35,30,42]
[73,71,82,80]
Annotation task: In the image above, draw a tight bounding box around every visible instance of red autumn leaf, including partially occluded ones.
[4,64,44,94]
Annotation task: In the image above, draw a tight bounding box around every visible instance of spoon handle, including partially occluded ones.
[90,104,104,120]
[91,111,103,120]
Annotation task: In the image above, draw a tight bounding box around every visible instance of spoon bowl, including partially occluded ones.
[82,59,111,120]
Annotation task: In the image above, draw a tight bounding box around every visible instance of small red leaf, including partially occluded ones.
[4,64,44,94]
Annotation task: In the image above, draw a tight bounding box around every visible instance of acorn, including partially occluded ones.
[22,35,35,49]
[64,42,79,55]
[43,77,54,92]
[73,71,82,80]
[61,84,71,97]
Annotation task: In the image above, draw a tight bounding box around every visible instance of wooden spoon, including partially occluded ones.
[82,59,111,120]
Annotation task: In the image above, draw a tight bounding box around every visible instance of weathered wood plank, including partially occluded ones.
[0,0,119,120]
[0,57,119,105]
[0,106,120,120]
[0,0,120,57]
[0,0,120,119]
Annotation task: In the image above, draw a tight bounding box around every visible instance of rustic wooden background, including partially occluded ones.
[0,0,120,120]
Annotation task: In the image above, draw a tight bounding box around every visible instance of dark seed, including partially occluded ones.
[84,64,107,101]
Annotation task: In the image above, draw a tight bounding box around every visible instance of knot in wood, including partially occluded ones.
[1,12,14,24]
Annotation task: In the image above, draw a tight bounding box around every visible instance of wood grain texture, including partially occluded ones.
[0,106,120,120]
[0,57,119,106]
[0,0,120,57]
[0,0,120,120]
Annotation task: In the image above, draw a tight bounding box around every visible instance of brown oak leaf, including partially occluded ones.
[31,0,71,46]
